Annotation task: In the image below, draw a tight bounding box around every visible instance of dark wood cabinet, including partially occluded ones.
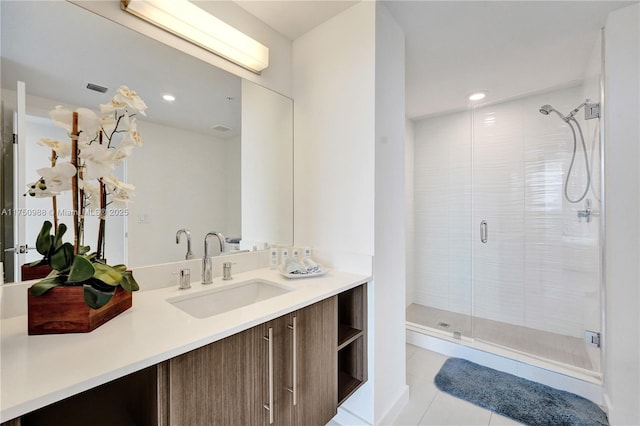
[253,296,338,426]
[168,296,338,426]
[166,325,261,426]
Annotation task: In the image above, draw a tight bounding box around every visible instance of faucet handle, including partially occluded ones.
[173,268,191,290]
[222,262,235,281]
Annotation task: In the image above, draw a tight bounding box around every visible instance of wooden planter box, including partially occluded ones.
[28,286,132,335]
[21,264,53,281]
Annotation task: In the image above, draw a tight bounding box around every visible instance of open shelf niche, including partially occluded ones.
[337,283,367,406]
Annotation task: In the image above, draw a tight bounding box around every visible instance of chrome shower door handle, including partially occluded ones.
[480,220,488,243]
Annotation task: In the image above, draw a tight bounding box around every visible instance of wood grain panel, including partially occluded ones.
[294,296,338,425]
[168,341,224,425]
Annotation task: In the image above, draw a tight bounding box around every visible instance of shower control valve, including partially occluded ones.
[577,198,598,223]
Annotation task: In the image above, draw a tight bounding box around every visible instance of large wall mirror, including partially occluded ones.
[0,1,293,283]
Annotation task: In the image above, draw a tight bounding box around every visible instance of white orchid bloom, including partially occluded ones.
[38,138,72,158]
[31,162,77,196]
[26,178,56,198]
[49,106,73,133]
[103,176,135,207]
[120,115,143,147]
[79,144,115,180]
[76,108,100,142]
[100,86,147,116]
[112,142,135,165]
[115,86,147,116]
[49,106,100,143]
[100,114,117,135]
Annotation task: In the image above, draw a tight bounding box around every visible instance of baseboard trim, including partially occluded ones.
[332,406,372,426]
[603,392,612,415]
[377,384,410,425]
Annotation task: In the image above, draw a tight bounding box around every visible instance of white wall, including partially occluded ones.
[405,120,415,307]
[293,5,376,420]
[412,85,602,340]
[373,5,408,422]
[293,3,375,258]
[127,121,240,267]
[241,80,293,247]
[293,2,407,423]
[603,4,640,425]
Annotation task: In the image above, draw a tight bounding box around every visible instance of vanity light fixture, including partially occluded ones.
[162,94,176,102]
[120,0,269,74]
[468,92,487,101]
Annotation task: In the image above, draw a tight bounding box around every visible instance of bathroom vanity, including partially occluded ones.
[0,269,368,425]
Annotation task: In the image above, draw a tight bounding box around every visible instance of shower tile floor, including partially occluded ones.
[406,303,598,372]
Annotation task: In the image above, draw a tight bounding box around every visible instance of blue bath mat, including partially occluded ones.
[434,358,608,426]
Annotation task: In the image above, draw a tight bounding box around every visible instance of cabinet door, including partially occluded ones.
[255,317,290,426]
[292,296,338,425]
[167,341,224,426]
[168,327,260,426]
[221,327,261,425]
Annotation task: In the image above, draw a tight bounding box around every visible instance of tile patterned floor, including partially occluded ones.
[389,345,524,426]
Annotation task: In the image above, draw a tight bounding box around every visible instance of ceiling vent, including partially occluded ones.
[211,124,232,132]
[86,83,108,93]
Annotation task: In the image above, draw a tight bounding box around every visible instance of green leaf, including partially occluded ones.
[120,271,140,292]
[52,223,67,250]
[67,256,95,283]
[29,274,65,296]
[83,285,115,309]
[28,258,48,267]
[35,221,52,255]
[78,245,91,255]
[50,242,74,271]
[112,264,128,273]
[92,262,123,286]
[86,278,115,292]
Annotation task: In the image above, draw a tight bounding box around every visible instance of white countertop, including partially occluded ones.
[0,267,369,422]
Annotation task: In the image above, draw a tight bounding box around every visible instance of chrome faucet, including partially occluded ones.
[202,231,226,284]
[176,229,194,260]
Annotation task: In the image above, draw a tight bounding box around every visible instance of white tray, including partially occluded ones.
[279,266,328,279]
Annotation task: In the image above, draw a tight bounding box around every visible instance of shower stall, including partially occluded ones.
[407,45,603,377]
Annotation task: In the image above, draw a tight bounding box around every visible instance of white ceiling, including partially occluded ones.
[236,0,634,119]
[234,1,358,40]
[384,1,634,119]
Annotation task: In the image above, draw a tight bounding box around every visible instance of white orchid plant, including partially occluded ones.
[28,86,146,309]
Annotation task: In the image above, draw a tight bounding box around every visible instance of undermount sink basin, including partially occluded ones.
[167,279,293,319]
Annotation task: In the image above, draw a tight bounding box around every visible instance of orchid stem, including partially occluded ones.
[71,112,79,255]
[50,149,58,230]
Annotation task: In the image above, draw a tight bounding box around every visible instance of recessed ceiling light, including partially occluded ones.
[469,92,486,101]
[162,94,176,102]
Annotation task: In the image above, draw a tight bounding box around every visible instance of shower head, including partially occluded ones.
[539,104,567,121]
[539,105,553,115]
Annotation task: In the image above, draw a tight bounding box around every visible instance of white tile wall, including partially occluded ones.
[412,85,601,341]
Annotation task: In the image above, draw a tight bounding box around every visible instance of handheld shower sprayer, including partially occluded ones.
[539,99,596,204]
[539,104,567,121]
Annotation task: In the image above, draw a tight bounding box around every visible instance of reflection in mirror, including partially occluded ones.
[0,1,293,283]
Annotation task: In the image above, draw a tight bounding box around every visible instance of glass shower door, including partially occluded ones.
[471,84,602,373]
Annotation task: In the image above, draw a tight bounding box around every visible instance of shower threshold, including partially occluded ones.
[406,303,601,380]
